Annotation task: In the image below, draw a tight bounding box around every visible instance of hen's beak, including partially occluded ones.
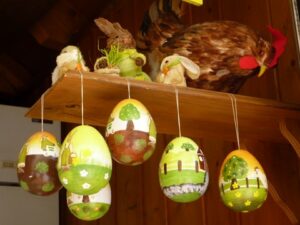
[257,65,267,77]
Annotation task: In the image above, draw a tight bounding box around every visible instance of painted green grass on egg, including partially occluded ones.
[222,179,263,191]
[59,164,111,195]
[69,203,110,221]
[221,188,267,212]
[170,192,201,203]
[160,170,206,187]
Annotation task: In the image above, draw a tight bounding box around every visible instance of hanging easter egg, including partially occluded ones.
[106,98,156,166]
[17,131,62,195]
[159,137,209,203]
[57,125,112,195]
[67,183,111,221]
[219,149,268,212]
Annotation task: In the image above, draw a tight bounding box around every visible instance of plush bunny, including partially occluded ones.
[156,54,200,86]
[52,45,89,85]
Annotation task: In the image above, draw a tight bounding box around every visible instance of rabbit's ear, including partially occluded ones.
[94,17,118,37]
[178,56,200,80]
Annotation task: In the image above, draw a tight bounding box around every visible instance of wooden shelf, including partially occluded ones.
[26,71,300,143]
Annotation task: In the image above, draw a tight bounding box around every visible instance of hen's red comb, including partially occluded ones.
[268,26,287,68]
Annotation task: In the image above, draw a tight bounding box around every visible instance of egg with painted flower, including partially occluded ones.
[57,125,112,195]
[219,149,268,212]
[67,183,111,221]
[106,98,156,166]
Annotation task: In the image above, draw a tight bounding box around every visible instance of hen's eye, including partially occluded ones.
[165,60,169,63]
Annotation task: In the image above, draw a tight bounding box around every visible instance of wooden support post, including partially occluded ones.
[279,119,300,159]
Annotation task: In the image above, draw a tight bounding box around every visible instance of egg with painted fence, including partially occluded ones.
[159,137,209,203]
[17,131,62,196]
[219,149,268,212]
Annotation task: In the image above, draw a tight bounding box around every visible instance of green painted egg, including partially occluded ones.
[159,137,209,203]
[17,131,62,196]
[106,98,157,166]
[67,183,111,221]
[57,125,112,195]
[219,149,268,212]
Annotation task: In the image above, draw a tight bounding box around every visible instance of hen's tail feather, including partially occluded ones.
[140,0,184,35]
[158,0,185,18]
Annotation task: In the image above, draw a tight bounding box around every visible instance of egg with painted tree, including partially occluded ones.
[57,125,112,195]
[106,98,156,166]
[159,137,209,203]
[17,131,62,195]
[219,149,268,212]
[67,183,111,221]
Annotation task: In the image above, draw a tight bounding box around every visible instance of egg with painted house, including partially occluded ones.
[67,183,111,221]
[106,98,156,166]
[219,149,268,212]
[57,125,112,195]
[159,137,209,203]
[17,131,62,195]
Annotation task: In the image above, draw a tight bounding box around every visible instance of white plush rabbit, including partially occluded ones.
[156,54,200,86]
[52,45,89,85]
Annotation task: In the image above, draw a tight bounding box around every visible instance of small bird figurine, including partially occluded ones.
[157,54,200,86]
[52,45,89,85]
[137,0,287,93]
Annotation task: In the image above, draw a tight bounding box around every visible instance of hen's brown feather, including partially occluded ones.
[137,0,273,93]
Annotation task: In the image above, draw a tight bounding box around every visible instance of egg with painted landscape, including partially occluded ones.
[57,125,112,195]
[17,131,62,195]
[219,149,268,212]
[67,183,111,221]
[106,98,156,166]
[159,137,209,203]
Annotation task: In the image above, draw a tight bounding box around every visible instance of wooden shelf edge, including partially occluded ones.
[26,71,300,143]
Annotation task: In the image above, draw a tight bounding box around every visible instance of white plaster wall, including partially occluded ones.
[0,104,60,225]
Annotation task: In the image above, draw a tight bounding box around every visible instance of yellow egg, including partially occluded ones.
[67,183,111,221]
[219,149,268,212]
[106,98,157,166]
[17,131,62,196]
[57,125,112,195]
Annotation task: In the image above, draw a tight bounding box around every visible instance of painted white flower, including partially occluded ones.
[82,183,91,189]
[104,173,109,180]
[62,178,68,184]
[80,169,88,177]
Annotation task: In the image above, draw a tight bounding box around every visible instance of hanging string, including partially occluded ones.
[175,88,182,137]
[228,94,241,149]
[41,94,44,132]
[80,69,84,125]
[127,79,131,99]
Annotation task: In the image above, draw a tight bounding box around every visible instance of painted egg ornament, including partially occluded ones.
[17,131,62,195]
[159,137,209,203]
[57,125,112,195]
[67,183,111,221]
[219,149,268,212]
[106,98,157,166]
